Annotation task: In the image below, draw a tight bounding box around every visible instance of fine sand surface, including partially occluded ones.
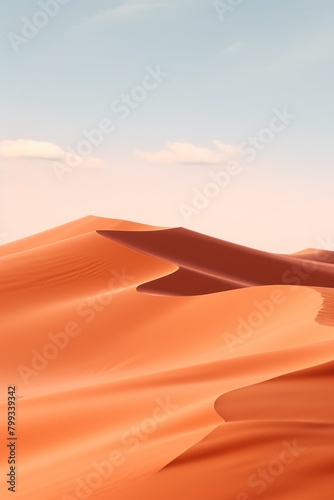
[0,216,333,499]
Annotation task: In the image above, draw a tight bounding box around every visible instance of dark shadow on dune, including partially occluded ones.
[97,228,334,297]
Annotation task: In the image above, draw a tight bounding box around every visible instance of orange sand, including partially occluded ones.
[0,216,333,499]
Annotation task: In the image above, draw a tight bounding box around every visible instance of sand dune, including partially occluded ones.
[98,228,334,295]
[0,216,333,499]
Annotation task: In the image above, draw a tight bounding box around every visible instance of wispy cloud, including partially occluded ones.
[0,140,103,168]
[135,140,241,165]
[0,139,65,161]
[78,1,174,29]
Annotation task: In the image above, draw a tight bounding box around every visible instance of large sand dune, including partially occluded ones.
[0,216,333,499]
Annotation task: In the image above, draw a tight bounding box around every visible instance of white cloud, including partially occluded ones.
[0,140,104,168]
[227,42,246,54]
[0,140,64,160]
[78,1,173,28]
[135,140,241,165]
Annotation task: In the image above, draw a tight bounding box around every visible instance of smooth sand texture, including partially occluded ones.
[0,216,333,499]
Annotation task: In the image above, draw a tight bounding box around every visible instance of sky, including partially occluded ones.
[0,0,333,252]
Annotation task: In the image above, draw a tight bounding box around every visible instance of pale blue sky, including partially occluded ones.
[1,0,333,251]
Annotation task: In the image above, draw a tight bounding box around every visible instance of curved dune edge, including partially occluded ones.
[0,217,333,499]
[97,228,334,293]
[127,360,334,500]
[215,359,334,423]
[97,228,334,328]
